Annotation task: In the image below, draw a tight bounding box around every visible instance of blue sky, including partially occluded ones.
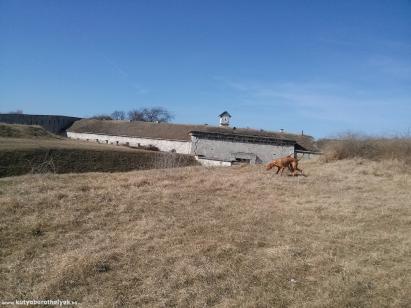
[0,0,410,138]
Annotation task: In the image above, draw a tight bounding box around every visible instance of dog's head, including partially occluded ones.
[266,162,274,170]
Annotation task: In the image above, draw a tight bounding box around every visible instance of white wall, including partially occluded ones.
[191,136,294,164]
[67,132,191,154]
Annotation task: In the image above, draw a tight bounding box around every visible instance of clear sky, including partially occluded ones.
[1,0,410,138]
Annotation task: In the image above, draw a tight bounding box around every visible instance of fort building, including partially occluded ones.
[1,112,316,166]
[67,112,316,166]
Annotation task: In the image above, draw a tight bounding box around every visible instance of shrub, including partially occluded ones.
[320,133,411,165]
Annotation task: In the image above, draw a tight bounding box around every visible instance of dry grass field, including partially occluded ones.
[1,158,410,307]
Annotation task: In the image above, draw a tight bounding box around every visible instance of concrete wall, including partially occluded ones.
[191,136,295,164]
[67,132,191,154]
[0,114,81,134]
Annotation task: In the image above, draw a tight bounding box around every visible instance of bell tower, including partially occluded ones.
[218,111,231,127]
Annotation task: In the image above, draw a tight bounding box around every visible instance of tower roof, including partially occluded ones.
[218,111,231,118]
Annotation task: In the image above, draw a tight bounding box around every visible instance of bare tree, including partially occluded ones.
[90,114,113,120]
[141,107,173,123]
[111,110,126,120]
[8,109,23,114]
[128,107,173,122]
[127,109,145,121]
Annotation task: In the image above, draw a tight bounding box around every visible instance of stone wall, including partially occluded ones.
[0,114,81,134]
[68,132,295,164]
[191,136,295,164]
[67,132,192,154]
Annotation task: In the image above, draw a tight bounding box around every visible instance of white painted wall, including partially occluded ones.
[67,132,191,154]
[191,136,294,164]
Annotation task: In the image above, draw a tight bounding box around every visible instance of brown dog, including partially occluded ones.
[266,154,304,176]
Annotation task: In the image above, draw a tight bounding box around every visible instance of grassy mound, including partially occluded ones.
[0,123,58,138]
[0,147,198,177]
[0,136,198,178]
[1,159,410,307]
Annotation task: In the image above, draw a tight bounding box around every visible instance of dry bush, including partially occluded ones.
[29,154,56,175]
[320,133,411,165]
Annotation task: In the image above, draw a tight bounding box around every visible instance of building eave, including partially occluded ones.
[189,130,296,146]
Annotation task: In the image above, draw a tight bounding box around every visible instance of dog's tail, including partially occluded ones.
[266,162,274,170]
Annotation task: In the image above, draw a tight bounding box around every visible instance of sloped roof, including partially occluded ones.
[218,111,231,117]
[68,119,318,151]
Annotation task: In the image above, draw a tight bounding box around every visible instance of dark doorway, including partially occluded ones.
[232,158,251,165]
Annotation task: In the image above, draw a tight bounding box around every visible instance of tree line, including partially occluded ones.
[0,110,24,114]
[91,107,173,123]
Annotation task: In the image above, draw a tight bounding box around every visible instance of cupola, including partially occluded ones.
[218,111,231,127]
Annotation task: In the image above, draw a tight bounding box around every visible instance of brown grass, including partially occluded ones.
[1,158,410,307]
[320,133,411,165]
[0,138,198,177]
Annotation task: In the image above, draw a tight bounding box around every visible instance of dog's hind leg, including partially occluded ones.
[297,167,305,176]
[293,164,305,176]
[288,164,295,175]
